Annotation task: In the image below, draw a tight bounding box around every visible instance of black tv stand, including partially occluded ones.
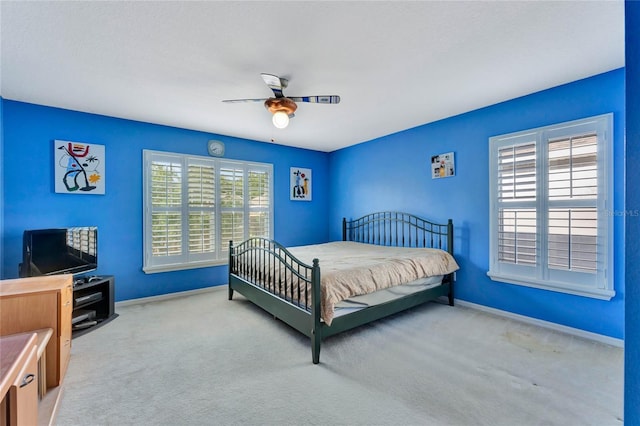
[72,275,117,338]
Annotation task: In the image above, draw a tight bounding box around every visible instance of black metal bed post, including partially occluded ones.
[447,219,454,255]
[228,240,235,300]
[447,219,454,306]
[342,218,347,241]
[310,258,322,364]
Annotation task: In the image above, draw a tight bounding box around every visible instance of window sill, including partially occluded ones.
[143,260,228,274]
[486,272,615,301]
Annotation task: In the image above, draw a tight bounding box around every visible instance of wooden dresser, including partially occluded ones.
[0,333,39,426]
[0,275,73,425]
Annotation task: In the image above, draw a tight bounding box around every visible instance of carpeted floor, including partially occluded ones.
[55,287,623,425]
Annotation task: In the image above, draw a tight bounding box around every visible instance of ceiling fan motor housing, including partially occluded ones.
[264,97,297,117]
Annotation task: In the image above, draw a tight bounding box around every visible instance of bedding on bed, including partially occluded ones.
[291,242,458,324]
[239,241,459,325]
[334,274,445,314]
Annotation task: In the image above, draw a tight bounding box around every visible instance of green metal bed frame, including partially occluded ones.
[228,211,454,364]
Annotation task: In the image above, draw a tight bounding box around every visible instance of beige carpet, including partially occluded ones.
[55,287,623,425]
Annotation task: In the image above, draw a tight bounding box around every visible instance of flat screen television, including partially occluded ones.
[19,227,98,277]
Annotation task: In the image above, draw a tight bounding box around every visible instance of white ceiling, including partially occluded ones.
[0,1,625,152]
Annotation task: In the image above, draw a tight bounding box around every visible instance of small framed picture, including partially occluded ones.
[431,152,455,179]
[290,167,312,201]
[54,140,106,194]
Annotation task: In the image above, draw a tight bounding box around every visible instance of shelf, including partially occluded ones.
[71,314,119,339]
[38,385,63,426]
[71,275,116,338]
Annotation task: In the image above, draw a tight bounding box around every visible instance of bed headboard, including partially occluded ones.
[342,211,453,255]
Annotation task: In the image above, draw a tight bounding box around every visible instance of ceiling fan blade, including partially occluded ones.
[261,73,286,98]
[221,98,268,103]
[289,96,341,104]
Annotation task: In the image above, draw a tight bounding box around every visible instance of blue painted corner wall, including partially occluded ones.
[0,69,626,343]
[329,69,625,340]
[625,0,640,421]
[0,98,4,271]
[1,101,330,300]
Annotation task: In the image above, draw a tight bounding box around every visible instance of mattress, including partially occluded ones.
[332,275,444,318]
[287,242,459,325]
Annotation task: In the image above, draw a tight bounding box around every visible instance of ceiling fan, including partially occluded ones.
[222,73,341,129]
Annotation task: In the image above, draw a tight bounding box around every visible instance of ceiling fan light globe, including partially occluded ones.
[272,111,290,129]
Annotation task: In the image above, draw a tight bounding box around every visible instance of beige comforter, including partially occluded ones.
[283,242,459,325]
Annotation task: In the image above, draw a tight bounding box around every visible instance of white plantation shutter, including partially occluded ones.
[547,134,598,274]
[248,169,271,238]
[488,114,613,300]
[497,142,537,267]
[548,208,597,273]
[498,143,537,202]
[152,212,182,256]
[548,135,598,200]
[498,209,537,266]
[219,166,244,254]
[188,161,215,259]
[218,163,273,255]
[150,155,182,261]
[143,151,273,273]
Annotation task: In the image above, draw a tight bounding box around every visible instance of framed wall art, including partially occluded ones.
[290,167,312,201]
[54,140,106,194]
[431,152,455,179]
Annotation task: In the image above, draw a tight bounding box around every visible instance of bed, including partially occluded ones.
[228,211,459,364]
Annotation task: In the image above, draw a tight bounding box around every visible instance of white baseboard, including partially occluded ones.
[115,287,623,348]
[455,299,624,348]
[115,285,224,307]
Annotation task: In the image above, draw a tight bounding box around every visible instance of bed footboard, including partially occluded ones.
[228,238,323,362]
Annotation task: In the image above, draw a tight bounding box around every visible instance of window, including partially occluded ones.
[488,114,614,299]
[143,150,273,273]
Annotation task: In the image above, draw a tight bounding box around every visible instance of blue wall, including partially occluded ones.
[0,70,627,340]
[0,97,4,270]
[625,0,640,420]
[329,69,625,339]
[1,101,330,301]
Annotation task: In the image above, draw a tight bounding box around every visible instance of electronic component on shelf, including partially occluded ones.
[72,309,96,325]
[72,320,97,330]
[74,292,103,307]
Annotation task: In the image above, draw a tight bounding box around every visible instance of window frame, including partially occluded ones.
[487,114,614,300]
[142,150,273,274]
